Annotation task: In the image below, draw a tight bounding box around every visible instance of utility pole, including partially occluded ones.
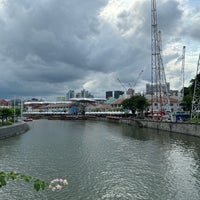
[14,96,16,124]
[191,54,200,119]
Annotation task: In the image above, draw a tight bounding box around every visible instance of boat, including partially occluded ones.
[23,118,33,122]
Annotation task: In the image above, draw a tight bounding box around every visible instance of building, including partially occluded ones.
[127,88,134,97]
[76,89,93,98]
[67,89,94,99]
[146,83,170,95]
[147,96,181,114]
[114,90,124,99]
[66,90,75,100]
[0,99,10,107]
[106,91,113,99]
[56,97,66,101]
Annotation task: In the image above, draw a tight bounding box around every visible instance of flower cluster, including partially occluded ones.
[49,178,68,191]
[0,171,68,192]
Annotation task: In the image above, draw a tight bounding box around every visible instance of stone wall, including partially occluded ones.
[0,122,30,140]
[138,120,200,137]
[100,117,200,137]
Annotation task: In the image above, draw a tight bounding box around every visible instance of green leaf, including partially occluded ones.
[34,181,40,192]
[41,181,46,190]
[23,175,30,182]
[0,176,7,186]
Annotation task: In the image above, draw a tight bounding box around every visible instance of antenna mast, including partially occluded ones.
[151,0,163,115]
[151,0,170,119]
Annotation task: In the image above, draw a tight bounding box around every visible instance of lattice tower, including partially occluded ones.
[151,0,169,115]
[191,54,200,119]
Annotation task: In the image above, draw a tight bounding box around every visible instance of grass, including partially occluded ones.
[0,121,13,127]
[187,118,200,123]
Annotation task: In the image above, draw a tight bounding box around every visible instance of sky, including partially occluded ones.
[0,0,199,100]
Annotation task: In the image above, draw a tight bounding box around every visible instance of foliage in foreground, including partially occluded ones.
[0,171,68,192]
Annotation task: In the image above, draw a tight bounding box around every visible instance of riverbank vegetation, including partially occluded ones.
[183,73,200,112]
[188,118,200,123]
[0,107,21,126]
[121,95,149,117]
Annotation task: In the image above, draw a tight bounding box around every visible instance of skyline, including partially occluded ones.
[0,0,199,100]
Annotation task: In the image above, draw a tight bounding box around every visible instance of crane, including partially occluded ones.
[117,70,144,97]
[117,78,127,94]
[127,70,144,96]
[133,70,143,88]
[181,46,186,99]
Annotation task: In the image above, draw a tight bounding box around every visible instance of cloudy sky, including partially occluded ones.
[0,0,199,100]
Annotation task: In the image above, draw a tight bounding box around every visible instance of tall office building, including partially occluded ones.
[66,90,75,100]
[114,90,124,99]
[106,91,113,99]
[75,89,94,98]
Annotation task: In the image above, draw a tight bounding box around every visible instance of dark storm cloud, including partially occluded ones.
[157,0,182,34]
[0,0,108,98]
[0,0,197,99]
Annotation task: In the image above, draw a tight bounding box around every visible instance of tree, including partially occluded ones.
[15,108,21,118]
[182,73,200,112]
[122,95,149,117]
[0,108,21,125]
[0,108,12,123]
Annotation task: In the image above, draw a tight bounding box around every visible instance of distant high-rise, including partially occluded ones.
[114,90,124,99]
[146,83,170,95]
[66,90,75,100]
[66,89,95,100]
[79,89,93,98]
[106,91,113,99]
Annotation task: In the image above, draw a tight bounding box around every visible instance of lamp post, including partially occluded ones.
[13,96,16,124]
[20,98,23,119]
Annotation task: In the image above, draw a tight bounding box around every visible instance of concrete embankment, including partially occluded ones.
[0,122,30,140]
[101,117,200,137]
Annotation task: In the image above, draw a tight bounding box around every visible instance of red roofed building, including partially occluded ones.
[0,99,10,107]
[148,96,181,113]
[111,98,126,109]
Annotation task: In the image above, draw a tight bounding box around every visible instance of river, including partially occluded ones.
[0,119,200,200]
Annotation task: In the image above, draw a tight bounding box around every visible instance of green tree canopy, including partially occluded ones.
[0,107,21,124]
[183,73,200,111]
[121,95,149,116]
[0,108,12,123]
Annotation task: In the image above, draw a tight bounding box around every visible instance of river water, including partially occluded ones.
[0,119,200,200]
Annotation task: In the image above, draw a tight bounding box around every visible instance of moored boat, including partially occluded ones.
[23,118,33,122]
